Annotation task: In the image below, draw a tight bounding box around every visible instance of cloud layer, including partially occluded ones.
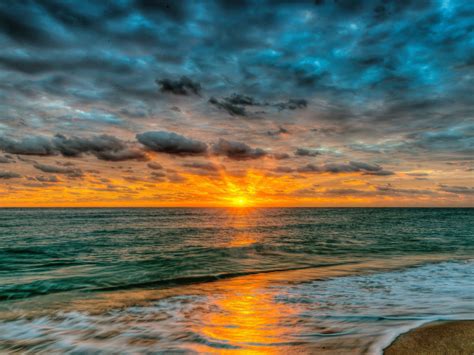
[0,0,472,206]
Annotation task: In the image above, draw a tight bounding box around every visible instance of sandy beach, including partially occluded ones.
[384,321,474,355]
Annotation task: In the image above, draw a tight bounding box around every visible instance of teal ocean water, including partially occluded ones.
[0,208,473,353]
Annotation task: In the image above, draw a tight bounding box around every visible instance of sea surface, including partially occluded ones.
[0,208,473,354]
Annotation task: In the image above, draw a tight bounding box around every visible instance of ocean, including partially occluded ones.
[0,208,473,353]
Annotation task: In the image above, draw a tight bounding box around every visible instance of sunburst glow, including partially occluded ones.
[230,196,250,207]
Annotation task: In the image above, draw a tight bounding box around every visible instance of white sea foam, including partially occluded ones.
[0,260,472,354]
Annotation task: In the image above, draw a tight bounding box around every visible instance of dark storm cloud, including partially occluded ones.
[212,139,267,160]
[0,134,147,161]
[52,134,147,161]
[133,0,189,21]
[156,77,201,96]
[0,0,471,132]
[0,53,137,75]
[0,171,21,179]
[0,1,64,47]
[0,136,55,156]
[136,131,208,155]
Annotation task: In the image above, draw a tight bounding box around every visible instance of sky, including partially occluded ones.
[0,0,473,207]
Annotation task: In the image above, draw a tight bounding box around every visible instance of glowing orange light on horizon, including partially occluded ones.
[214,164,261,207]
[229,195,252,207]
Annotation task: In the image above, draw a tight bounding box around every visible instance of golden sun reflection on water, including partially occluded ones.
[189,208,297,354]
[190,276,297,354]
[224,207,263,248]
[224,207,258,247]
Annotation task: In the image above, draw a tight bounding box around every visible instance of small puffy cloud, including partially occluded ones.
[273,152,291,160]
[323,163,361,173]
[156,76,201,95]
[267,126,289,136]
[33,163,83,177]
[376,185,436,196]
[182,161,221,172]
[92,148,147,162]
[275,99,307,110]
[323,186,436,197]
[297,164,322,173]
[212,139,267,160]
[209,94,308,117]
[406,172,429,177]
[295,148,321,157]
[224,93,260,106]
[324,188,369,196]
[137,131,208,155]
[297,161,394,175]
[209,97,248,116]
[365,170,395,176]
[275,166,295,173]
[349,161,395,176]
[0,171,21,179]
[35,175,60,183]
[57,161,75,167]
[0,155,14,163]
[348,161,382,172]
[167,173,186,183]
[147,162,163,170]
[438,184,474,195]
[150,171,166,180]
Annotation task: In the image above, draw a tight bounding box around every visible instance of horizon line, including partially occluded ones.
[1,206,472,209]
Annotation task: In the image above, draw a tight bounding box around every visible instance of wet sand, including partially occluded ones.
[384,321,474,355]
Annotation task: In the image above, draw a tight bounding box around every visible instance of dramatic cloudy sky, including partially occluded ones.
[0,0,473,206]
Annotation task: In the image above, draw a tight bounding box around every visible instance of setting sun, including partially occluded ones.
[231,196,250,207]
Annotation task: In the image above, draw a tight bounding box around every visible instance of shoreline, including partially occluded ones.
[384,320,474,354]
[0,255,461,320]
